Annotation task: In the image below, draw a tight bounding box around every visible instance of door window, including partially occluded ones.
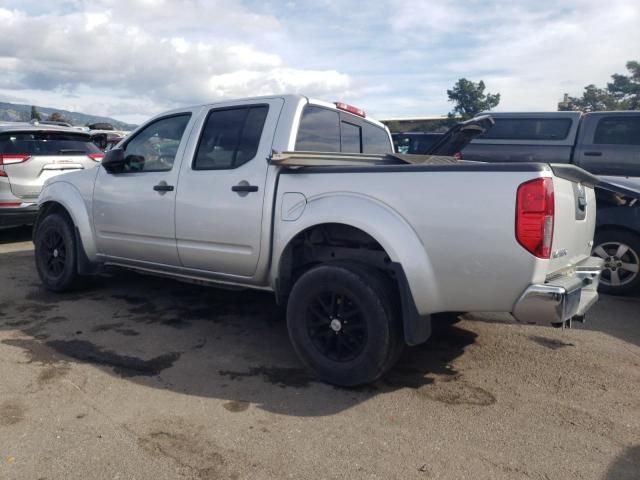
[122,114,191,172]
[193,105,269,170]
[594,116,640,145]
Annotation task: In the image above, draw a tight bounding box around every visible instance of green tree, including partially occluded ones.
[447,78,500,121]
[607,60,640,110]
[558,60,640,112]
[558,85,618,112]
[47,112,66,123]
[30,105,41,121]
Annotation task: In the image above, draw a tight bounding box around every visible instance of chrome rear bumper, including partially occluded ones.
[512,257,603,324]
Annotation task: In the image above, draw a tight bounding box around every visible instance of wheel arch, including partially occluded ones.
[272,194,442,344]
[38,181,98,263]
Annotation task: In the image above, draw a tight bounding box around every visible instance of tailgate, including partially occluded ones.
[546,165,598,275]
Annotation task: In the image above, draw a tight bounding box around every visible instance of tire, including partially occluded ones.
[286,263,402,386]
[34,213,79,292]
[592,229,640,296]
[337,262,405,370]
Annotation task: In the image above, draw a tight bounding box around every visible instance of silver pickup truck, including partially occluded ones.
[33,95,603,386]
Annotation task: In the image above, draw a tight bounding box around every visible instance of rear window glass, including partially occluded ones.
[0,132,101,155]
[477,118,573,141]
[341,121,361,153]
[194,105,268,170]
[295,105,392,154]
[295,106,340,152]
[594,116,640,145]
[362,122,392,154]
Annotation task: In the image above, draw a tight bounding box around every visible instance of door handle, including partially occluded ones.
[231,184,259,193]
[584,151,602,157]
[153,183,174,192]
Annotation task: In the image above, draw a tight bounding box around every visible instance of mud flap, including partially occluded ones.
[391,263,432,345]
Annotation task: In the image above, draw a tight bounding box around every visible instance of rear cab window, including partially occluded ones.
[295,104,392,154]
[594,116,640,145]
[0,131,102,156]
[477,118,573,141]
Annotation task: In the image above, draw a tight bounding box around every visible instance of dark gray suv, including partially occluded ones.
[0,123,104,228]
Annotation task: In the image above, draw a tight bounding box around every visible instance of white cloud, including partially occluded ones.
[0,0,638,124]
[0,2,352,123]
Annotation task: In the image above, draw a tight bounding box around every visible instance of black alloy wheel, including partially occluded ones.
[306,291,367,362]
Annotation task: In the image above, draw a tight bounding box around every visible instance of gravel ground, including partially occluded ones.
[0,227,638,480]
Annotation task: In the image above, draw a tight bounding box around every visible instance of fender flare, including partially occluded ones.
[272,192,443,344]
[38,181,98,263]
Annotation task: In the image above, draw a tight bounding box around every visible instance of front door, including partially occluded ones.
[93,112,194,266]
[175,98,283,277]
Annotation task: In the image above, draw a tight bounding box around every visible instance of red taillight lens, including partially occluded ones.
[88,153,105,162]
[0,154,30,165]
[334,102,366,117]
[516,177,554,259]
[453,152,462,160]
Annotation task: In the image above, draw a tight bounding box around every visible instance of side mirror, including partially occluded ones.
[101,148,126,173]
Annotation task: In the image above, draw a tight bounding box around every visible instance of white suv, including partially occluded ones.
[0,123,104,228]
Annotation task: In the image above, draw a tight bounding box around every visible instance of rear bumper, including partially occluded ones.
[512,256,603,324]
[0,204,39,228]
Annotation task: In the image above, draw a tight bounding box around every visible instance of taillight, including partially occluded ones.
[334,102,366,117]
[516,177,554,259]
[0,154,31,165]
[88,153,105,162]
[453,152,462,160]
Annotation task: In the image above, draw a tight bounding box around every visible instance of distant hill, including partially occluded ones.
[0,101,138,130]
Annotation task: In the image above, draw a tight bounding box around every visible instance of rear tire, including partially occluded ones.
[34,213,79,292]
[286,263,402,386]
[593,229,640,296]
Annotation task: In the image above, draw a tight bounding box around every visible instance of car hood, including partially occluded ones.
[426,115,495,156]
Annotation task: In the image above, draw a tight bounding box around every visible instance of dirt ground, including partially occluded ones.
[0,226,638,480]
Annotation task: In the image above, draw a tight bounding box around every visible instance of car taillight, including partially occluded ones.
[88,153,105,162]
[334,102,366,117]
[453,152,462,160]
[516,177,554,259]
[0,154,30,165]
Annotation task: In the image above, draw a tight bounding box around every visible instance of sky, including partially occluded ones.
[0,0,637,124]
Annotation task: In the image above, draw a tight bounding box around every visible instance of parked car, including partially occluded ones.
[593,178,640,294]
[0,124,104,228]
[462,111,640,179]
[462,111,640,294]
[33,95,602,386]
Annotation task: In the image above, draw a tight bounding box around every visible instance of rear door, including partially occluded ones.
[574,113,640,177]
[175,98,283,277]
[0,130,102,200]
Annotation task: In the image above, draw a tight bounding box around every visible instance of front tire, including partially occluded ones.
[34,213,79,292]
[593,229,640,296]
[286,263,402,386]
